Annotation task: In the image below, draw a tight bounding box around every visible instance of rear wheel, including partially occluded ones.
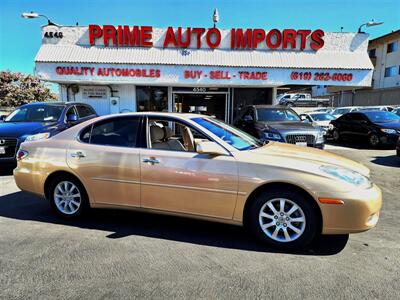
[248,189,317,249]
[48,175,89,218]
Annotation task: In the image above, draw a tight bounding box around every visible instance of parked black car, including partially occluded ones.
[330,111,400,147]
[397,138,400,157]
[234,105,325,149]
[0,102,97,166]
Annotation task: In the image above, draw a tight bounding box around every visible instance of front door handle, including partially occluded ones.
[142,157,160,165]
[71,151,86,158]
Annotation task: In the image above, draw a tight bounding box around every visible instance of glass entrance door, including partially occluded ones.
[173,92,228,122]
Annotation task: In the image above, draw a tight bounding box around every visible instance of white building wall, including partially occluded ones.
[59,84,136,116]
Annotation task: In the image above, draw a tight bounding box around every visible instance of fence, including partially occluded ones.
[323,87,400,107]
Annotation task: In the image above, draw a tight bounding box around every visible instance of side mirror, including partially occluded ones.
[300,115,307,121]
[243,115,254,122]
[0,115,6,122]
[66,113,78,123]
[197,141,228,156]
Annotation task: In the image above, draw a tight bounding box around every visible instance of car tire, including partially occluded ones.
[247,189,318,249]
[48,175,89,219]
[368,133,380,147]
[332,129,341,142]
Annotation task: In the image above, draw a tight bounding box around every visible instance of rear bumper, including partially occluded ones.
[321,184,382,234]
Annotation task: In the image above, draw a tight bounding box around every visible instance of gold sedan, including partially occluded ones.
[14,112,382,249]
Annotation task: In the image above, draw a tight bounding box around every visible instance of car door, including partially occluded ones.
[139,116,239,220]
[350,113,370,138]
[66,116,142,207]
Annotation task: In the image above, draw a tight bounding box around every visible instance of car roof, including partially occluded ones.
[249,105,289,109]
[88,112,212,122]
[20,101,90,107]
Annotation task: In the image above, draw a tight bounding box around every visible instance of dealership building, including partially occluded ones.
[34,24,374,122]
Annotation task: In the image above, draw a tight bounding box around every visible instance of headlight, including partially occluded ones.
[320,165,372,188]
[328,124,334,130]
[25,132,51,141]
[380,128,397,134]
[316,130,325,142]
[264,132,282,140]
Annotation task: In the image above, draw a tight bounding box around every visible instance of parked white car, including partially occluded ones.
[299,112,336,134]
[331,106,361,118]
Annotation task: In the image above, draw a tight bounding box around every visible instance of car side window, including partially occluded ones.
[65,106,77,120]
[76,105,96,118]
[148,118,210,152]
[243,108,255,120]
[79,117,140,147]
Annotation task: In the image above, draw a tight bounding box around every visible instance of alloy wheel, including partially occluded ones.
[369,134,380,147]
[54,181,82,215]
[259,198,306,243]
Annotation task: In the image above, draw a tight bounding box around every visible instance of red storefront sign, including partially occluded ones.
[88,25,324,51]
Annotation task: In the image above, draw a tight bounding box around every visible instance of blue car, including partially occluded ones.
[0,102,97,166]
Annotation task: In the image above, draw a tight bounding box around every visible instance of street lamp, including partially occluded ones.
[358,20,384,33]
[21,12,59,26]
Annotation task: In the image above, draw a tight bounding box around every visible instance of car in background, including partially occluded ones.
[330,111,400,147]
[0,102,97,166]
[299,112,336,136]
[14,112,382,249]
[234,105,325,149]
[311,108,334,114]
[358,106,394,112]
[278,93,330,107]
[331,106,361,118]
[392,107,400,117]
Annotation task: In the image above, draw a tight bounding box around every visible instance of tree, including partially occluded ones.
[0,71,57,108]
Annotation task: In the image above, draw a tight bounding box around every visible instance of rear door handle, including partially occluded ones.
[142,157,160,165]
[71,151,86,158]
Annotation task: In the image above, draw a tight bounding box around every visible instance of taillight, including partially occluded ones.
[17,149,29,161]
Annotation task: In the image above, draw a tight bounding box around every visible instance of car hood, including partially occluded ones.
[257,121,318,132]
[377,121,400,130]
[313,120,331,127]
[0,122,59,139]
[248,141,370,176]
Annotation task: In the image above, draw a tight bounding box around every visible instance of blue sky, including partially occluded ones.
[1,0,399,74]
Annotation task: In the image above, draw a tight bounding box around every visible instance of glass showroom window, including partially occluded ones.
[384,66,397,77]
[136,86,168,112]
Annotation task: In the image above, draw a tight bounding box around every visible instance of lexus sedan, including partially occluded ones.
[234,105,325,148]
[331,111,400,147]
[14,112,382,249]
[0,102,97,166]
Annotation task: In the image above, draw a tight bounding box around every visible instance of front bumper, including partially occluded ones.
[379,133,400,145]
[320,184,382,234]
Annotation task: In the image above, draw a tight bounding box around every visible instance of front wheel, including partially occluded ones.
[368,133,380,147]
[332,129,341,142]
[248,190,318,249]
[48,175,89,218]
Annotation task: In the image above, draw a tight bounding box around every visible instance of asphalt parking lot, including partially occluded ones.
[0,144,399,299]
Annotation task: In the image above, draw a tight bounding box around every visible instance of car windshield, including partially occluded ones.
[359,107,382,111]
[309,113,336,121]
[256,108,300,122]
[364,111,400,123]
[5,105,64,122]
[191,117,264,151]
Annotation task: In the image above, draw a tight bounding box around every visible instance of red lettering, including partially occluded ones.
[282,29,297,49]
[311,29,324,51]
[266,29,282,49]
[192,28,205,48]
[297,29,311,50]
[103,25,117,46]
[177,27,191,48]
[56,67,63,75]
[124,26,140,46]
[252,29,265,49]
[89,24,102,46]
[163,26,178,47]
[206,28,221,49]
[140,26,153,47]
[234,29,253,49]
